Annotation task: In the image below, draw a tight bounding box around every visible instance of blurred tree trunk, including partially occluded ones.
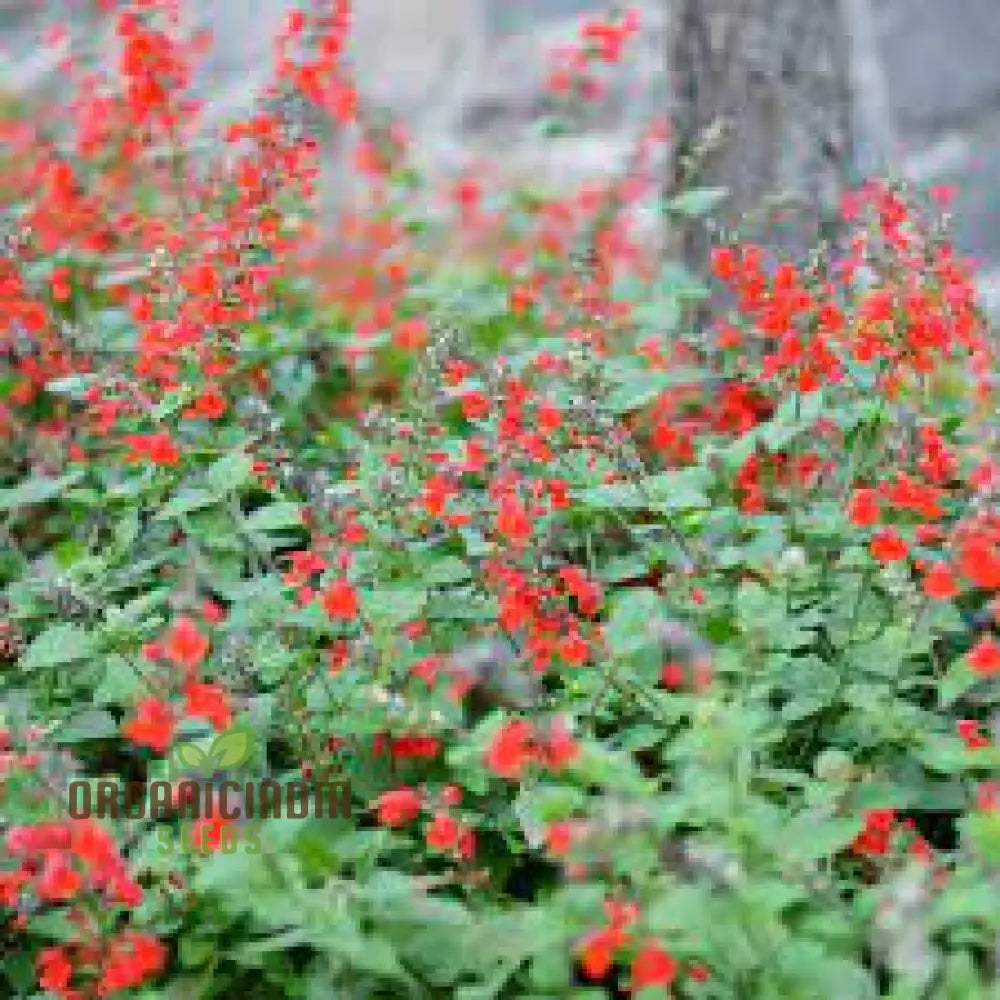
[668,0,854,268]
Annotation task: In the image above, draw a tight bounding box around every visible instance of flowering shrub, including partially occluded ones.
[3,3,1000,999]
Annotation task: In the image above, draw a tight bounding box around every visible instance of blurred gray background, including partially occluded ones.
[3,0,1000,308]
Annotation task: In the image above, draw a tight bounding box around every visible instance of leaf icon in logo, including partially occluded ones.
[208,728,251,769]
[175,742,208,771]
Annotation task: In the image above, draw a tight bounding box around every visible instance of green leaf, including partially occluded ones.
[155,488,216,520]
[58,709,117,742]
[761,389,826,450]
[179,937,216,968]
[423,556,473,586]
[362,587,428,628]
[94,655,148,705]
[939,657,978,707]
[27,910,79,942]
[964,812,1000,863]
[21,623,95,670]
[0,471,84,512]
[602,368,703,413]
[243,501,303,532]
[782,813,861,862]
[208,451,253,494]
[605,587,663,655]
[574,482,644,510]
[152,390,188,421]
[643,467,712,510]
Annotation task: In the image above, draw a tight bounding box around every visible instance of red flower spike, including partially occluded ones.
[163,617,209,671]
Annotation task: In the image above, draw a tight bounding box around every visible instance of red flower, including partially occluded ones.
[410,655,441,687]
[425,813,460,851]
[122,432,180,466]
[123,698,176,754]
[183,386,227,419]
[163,617,209,671]
[322,578,359,620]
[630,941,678,990]
[578,926,628,980]
[374,787,422,826]
[959,537,1000,589]
[461,391,490,420]
[661,661,685,689]
[968,636,1000,675]
[485,719,536,779]
[848,488,881,527]
[97,931,166,994]
[183,681,232,730]
[559,630,589,665]
[852,808,896,856]
[958,719,989,750]
[537,402,562,432]
[545,821,576,856]
[457,826,477,859]
[390,734,441,760]
[922,562,958,599]
[146,432,180,466]
[37,947,73,993]
[496,495,532,544]
[37,853,82,901]
[870,529,908,563]
[393,317,429,350]
[542,719,579,771]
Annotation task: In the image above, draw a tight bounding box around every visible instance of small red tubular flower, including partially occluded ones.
[542,719,579,771]
[123,697,176,754]
[163,616,209,671]
[146,432,180,466]
[485,718,536,779]
[122,432,180,466]
[661,661,685,689]
[545,820,577,856]
[968,636,1000,676]
[390,734,441,760]
[425,813,460,851]
[710,245,739,282]
[37,947,73,993]
[322,578,359,620]
[630,941,678,991]
[852,808,896,856]
[495,495,532,545]
[97,931,167,995]
[182,681,232,730]
[848,488,881,527]
[37,852,82,901]
[183,386,227,420]
[559,629,589,666]
[374,787,422,827]
[958,719,990,750]
[870,529,908,563]
[461,390,490,420]
[922,562,959,600]
[958,536,1000,589]
[578,925,629,981]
